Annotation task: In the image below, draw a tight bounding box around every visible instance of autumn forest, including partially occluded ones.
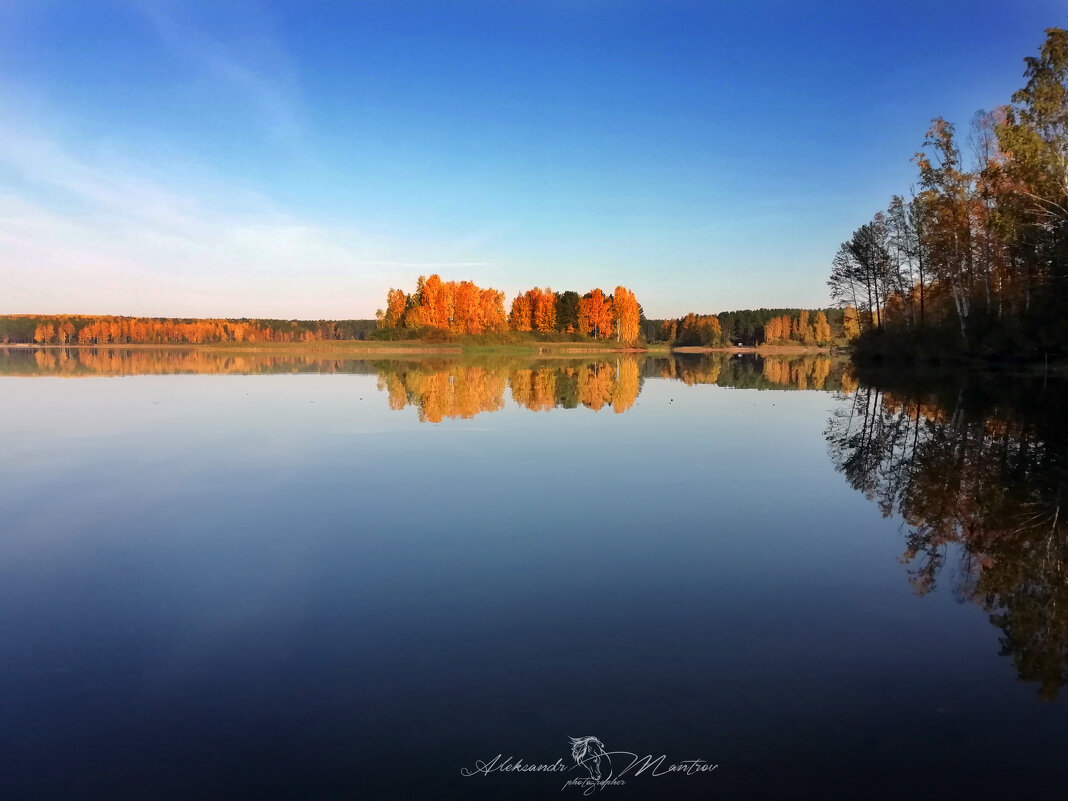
[831,27,1068,361]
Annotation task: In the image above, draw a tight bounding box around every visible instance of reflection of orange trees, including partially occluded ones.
[676,360,721,386]
[612,357,640,413]
[762,356,832,390]
[577,363,615,411]
[2,347,377,377]
[76,349,321,376]
[572,359,642,412]
[839,369,859,394]
[650,354,852,391]
[379,373,409,411]
[650,356,722,385]
[510,368,558,412]
[453,368,507,420]
[514,360,641,413]
[389,366,508,423]
[380,358,643,419]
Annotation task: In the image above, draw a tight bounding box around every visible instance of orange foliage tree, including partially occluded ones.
[813,311,833,345]
[384,289,407,328]
[612,286,640,345]
[377,278,643,340]
[18,315,335,345]
[509,293,533,331]
[579,289,614,338]
[529,288,557,334]
[379,275,509,335]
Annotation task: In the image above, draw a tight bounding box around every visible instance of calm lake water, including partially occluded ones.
[1,348,1065,800]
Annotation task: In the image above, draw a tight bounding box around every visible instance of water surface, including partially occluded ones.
[0,349,1064,799]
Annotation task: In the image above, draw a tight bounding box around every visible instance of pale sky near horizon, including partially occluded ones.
[0,0,1064,319]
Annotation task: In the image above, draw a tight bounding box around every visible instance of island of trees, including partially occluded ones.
[373,275,644,345]
[829,27,1068,362]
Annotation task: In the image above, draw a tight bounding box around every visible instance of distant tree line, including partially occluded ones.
[830,27,1068,360]
[0,315,378,345]
[375,274,646,345]
[644,307,849,346]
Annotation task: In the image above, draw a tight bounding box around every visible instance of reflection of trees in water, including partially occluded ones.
[2,347,380,377]
[612,358,641,414]
[379,358,643,421]
[377,355,852,421]
[648,354,852,391]
[826,375,1068,699]
[5,348,851,397]
[510,368,557,412]
[762,355,831,390]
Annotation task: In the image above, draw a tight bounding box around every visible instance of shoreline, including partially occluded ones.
[2,341,652,355]
[1,342,836,356]
[671,345,834,355]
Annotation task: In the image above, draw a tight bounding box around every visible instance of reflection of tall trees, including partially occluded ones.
[827,374,1068,699]
[377,358,644,422]
[376,355,852,421]
[380,364,508,422]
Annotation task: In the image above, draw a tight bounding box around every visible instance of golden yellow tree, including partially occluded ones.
[509,293,533,331]
[479,289,508,333]
[418,274,451,330]
[530,288,557,333]
[579,289,614,338]
[843,306,860,339]
[813,311,832,344]
[612,286,640,345]
[612,357,641,413]
[451,280,481,333]
[384,289,407,328]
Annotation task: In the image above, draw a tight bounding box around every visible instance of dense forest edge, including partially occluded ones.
[829,27,1068,365]
[0,305,854,351]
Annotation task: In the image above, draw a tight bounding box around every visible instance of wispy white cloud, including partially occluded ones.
[0,118,499,317]
[0,3,507,317]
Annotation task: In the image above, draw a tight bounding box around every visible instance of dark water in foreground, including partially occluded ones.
[0,349,1065,800]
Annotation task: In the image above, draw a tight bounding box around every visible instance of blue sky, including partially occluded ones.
[0,0,1064,319]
